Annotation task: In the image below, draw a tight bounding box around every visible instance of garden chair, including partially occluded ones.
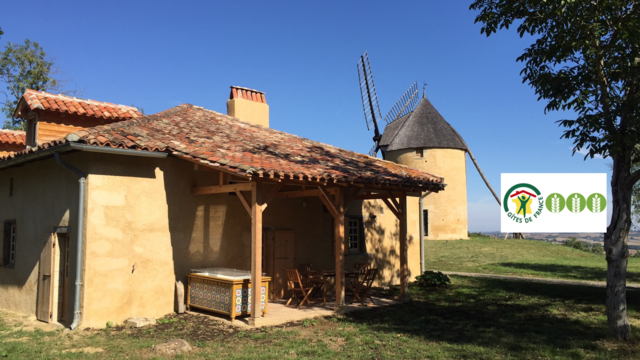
[298,263,325,297]
[349,268,378,306]
[284,269,314,309]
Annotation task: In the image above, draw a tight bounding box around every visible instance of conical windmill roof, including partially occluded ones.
[379,96,467,152]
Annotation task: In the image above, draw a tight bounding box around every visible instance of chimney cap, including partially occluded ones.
[229,86,267,104]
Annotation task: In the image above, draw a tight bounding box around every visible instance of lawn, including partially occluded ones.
[425,237,640,283]
[1,276,639,359]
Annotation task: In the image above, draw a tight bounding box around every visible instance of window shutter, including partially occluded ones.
[359,218,366,253]
[2,222,10,266]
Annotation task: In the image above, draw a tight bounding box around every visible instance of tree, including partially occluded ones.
[0,39,64,129]
[470,0,640,340]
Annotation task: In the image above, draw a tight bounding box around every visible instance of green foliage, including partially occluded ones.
[106,321,113,328]
[0,39,59,128]
[468,231,490,238]
[156,317,177,324]
[470,0,640,160]
[415,270,451,288]
[565,237,605,255]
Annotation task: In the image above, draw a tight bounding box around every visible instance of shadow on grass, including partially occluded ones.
[496,262,640,283]
[343,278,640,357]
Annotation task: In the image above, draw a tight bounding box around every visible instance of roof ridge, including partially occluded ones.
[0,129,25,134]
[26,89,138,110]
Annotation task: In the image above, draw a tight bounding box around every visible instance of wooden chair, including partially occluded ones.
[298,264,325,300]
[349,268,378,306]
[284,269,314,309]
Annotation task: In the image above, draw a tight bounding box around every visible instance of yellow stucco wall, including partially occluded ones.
[226,98,269,128]
[0,154,84,324]
[0,152,427,328]
[386,148,468,240]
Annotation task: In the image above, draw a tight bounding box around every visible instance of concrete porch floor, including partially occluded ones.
[186,295,403,328]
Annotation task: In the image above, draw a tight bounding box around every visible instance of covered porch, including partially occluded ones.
[189,161,444,326]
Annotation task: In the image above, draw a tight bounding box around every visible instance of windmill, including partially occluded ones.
[356,51,500,206]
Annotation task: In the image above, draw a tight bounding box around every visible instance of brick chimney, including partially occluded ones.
[227,86,269,127]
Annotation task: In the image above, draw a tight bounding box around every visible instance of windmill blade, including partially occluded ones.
[368,142,379,157]
[383,82,419,124]
[357,52,383,131]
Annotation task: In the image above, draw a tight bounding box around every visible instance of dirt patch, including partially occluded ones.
[0,310,64,332]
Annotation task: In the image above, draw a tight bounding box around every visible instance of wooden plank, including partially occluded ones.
[249,182,263,325]
[334,188,345,308]
[382,198,401,220]
[192,182,253,195]
[236,191,251,216]
[37,234,54,323]
[399,193,409,299]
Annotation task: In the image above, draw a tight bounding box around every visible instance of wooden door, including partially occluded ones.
[36,234,54,323]
[272,231,295,299]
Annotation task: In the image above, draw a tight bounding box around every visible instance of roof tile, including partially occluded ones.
[18,89,142,120]
[0,130,26,146]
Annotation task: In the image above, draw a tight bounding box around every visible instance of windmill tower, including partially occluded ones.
[357,52,499,240]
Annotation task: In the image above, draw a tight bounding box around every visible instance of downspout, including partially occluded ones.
[54,152,86,330]
[419,191,432,274]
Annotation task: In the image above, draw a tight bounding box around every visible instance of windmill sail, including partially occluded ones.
[357,52,383,132]
[383,82,419,124]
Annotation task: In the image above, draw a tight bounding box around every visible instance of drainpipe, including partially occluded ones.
[54,152,86,330]
[419,191,432,274]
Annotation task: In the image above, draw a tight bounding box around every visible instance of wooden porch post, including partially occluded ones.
[399,192,409,299]
[334,188,346,309]
[249,182,263,326]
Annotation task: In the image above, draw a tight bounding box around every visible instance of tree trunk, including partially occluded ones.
[604,154,632,340]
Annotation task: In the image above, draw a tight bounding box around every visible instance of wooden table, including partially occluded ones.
[304,270,359,306]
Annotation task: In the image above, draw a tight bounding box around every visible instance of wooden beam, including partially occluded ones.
[275,189,320,199]
[387,191,401,212]
[399,193,408,299]
[334,188,345,308]
[318,192,340,219]
[263,183,284,205]
[353,193,391,200]
[382,198,401,219]
[236,191,251,216]
[192,182,253,195]
[249,182,263,326]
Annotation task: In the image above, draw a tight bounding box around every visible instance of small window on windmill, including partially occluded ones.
[416,148,424,158]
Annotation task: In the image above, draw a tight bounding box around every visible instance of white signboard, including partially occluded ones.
[500,173,607,233]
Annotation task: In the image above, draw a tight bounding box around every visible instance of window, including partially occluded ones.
[3,221,16,267]
[347,217,365,254]
[423,210,429,237]
[416,148,424,158]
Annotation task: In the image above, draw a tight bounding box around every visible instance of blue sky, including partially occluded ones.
[0,1,611,231]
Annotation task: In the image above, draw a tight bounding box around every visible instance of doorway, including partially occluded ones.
[271,230,294,299]
[52,233,69,324]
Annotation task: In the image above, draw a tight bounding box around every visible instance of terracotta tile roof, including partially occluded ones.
[1,105,444,190]
[17,89,142,120]
[0,130,26,146]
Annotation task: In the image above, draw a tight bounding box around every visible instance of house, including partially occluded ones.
[0,130,25,157]
[0,87,445,328]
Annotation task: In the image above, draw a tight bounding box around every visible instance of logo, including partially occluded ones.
[503,183,544,224]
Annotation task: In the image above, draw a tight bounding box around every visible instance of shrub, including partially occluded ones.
[415,271,451,288]
[565,237,604,254]
[468,231,490,238]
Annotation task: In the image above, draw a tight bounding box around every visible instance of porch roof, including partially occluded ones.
[1,104,445,191]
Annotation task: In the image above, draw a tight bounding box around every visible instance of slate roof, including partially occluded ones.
[0,104,444,190]
[0,130,26,146]
[379,96,467,151]
[15,89,142,120]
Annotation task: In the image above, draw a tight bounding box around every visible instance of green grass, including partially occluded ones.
[1,277,639,359]
[425,237,640,283]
